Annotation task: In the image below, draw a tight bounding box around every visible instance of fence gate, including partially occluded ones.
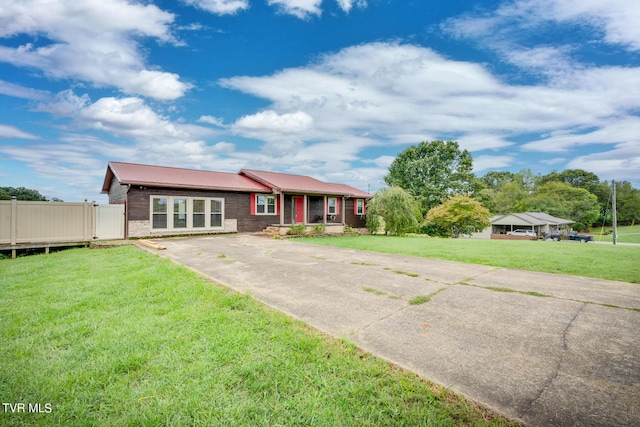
[95,204,125,240]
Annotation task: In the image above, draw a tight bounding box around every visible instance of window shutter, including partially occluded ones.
[354,199,358,215]
[276,195,280,215]
[250,193,256,215]
[363,199,367,215]
[336,198,340,215]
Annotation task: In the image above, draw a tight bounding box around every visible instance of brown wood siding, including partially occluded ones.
[126,187,279,232]
[108,178,128,204]
[345,198,367,228]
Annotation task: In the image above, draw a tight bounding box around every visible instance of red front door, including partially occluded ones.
[294,197,305,223]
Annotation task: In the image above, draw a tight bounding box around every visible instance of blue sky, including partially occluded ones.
[1,0,639,201]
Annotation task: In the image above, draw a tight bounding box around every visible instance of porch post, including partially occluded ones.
[303,195,308,224]
[279,192,285,226]
[323,195,327,224]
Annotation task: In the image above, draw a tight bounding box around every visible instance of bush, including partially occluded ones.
[310,224,326,235]
[287,224,307,236]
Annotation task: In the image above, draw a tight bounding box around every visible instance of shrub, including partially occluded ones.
[310,224,326,235]
[287,224,307,236]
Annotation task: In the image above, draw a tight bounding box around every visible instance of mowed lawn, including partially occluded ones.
[299,235,640,284]
[0,246,516,427]
[593,224,640,244]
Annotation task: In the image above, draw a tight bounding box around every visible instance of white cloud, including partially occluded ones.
[222,42,636,145]
[220,41,640,186]
[183,0,249,15]
[472,155,515,173]
[522,117,640,152]
[444,0,640,50]
[0,80,51,101]
[0,0,189,100]
[268,0,322,19]
[212,142,236,152]
[198,115,227,127]
[551,0,640,50]
[233,110,313,136]
[30,90,228,171]
[336,0,367,13]
[0,134,137,200]
[0,124,39,139]
[566,142,640,184]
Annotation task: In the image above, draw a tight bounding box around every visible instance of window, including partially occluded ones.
[211,199,222,227]
[256,195,266,214]
[266,196,276,214]
[152,197,167,229]
[328,197,337,215]
[255,194,277,215]
[193,199,205,228]
[173,198,187,228]
[355,199,365,215]
[151,196,224,230]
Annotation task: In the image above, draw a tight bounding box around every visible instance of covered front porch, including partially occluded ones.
[268,193,348,234]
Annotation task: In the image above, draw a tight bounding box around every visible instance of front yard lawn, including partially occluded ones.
[1,246,516,426]
[299,235,640,284]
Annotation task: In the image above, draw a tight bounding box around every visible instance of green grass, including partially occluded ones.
[409,295,432,305]
[298,235,640,284]
[0,247,515,426]
[593,224,640,244]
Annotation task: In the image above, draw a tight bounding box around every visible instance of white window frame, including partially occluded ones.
[152,197,168,229]
[255,194,277,215]
[150,196,224,230]
[193,199,206,228]
[210,199,223,227]
[356,199,365,215]
[328,197,337,215]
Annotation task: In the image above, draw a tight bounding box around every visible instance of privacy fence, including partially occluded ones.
[0,198,124,257]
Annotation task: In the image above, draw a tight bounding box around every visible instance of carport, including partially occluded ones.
[491,212,574,236]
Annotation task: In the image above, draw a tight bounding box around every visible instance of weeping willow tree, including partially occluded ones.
[365,186,421,235]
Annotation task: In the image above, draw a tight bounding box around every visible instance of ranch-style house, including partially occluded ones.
[101,162,372,238]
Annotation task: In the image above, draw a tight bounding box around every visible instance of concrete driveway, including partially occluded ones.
[143,234,640,427]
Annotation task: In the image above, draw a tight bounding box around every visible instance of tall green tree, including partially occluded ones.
[366,187,421,235]
[521,182,600,229]
[539,169,602,194]
[479,171,518,190]
[615,181,640,225]
[476,169,539,214]
[0,186,47,201]
[425,195,491,238]
[539,169,610,221]
[384,140,475,214]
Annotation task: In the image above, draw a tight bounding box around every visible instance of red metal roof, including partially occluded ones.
[102,162,271,193]
[102,162,372,198]
[240,169,372,197]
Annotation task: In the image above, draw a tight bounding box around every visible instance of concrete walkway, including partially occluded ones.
[143,234,640,427]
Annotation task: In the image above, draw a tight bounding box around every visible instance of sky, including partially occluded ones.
[1,0,639,202]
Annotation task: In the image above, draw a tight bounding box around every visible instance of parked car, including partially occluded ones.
[506,229,537,237]
[549,231,593,243]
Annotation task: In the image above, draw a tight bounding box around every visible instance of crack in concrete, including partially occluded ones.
[354,285,455,337]
[521,302,587,418]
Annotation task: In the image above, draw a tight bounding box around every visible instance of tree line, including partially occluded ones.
[0,187,48,201]
[367,140,640,236]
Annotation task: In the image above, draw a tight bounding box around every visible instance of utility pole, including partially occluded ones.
[612,180,617,245]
